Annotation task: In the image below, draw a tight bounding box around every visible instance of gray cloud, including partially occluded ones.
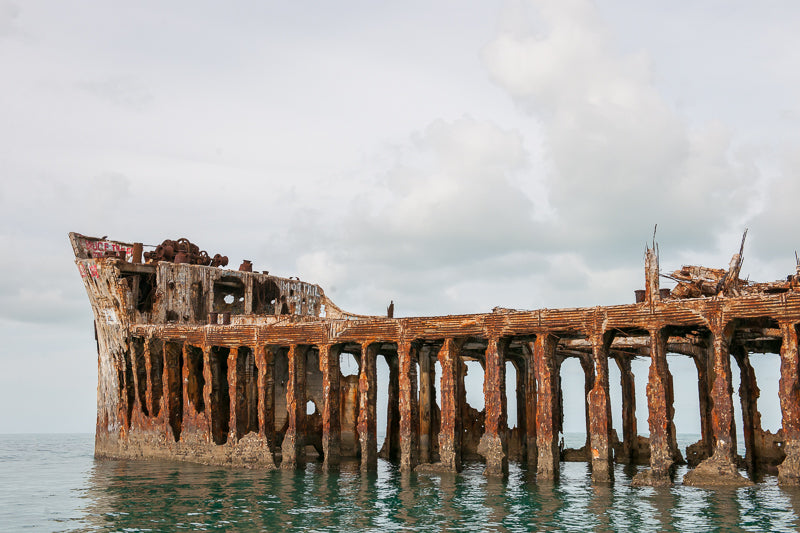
[76,77,154,111]
[0,1,19,38]
[89,171,131,205]
[746,146,800,269]
[0,233,91,327]
[0,171,135,328]
[292,116,549,315]
[482,0,760,262]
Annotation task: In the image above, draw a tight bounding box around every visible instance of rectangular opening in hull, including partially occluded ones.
[210,347,231,445]
[165,342,184,442]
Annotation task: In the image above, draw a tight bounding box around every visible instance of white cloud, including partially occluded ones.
[346,116,537,261]
[295,250,347,294]
[482,0,759,258]
[290,116,546,315]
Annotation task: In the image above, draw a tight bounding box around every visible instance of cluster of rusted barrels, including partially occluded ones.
[143,238,228,267]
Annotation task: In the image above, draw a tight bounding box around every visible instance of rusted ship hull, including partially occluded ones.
[71,232,800,486]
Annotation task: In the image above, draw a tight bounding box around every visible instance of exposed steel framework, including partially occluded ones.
[71,232,800,486]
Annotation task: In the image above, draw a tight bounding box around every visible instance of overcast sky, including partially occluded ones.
[1,1,798,442]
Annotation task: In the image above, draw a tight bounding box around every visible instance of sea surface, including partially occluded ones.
[2,434,800,532]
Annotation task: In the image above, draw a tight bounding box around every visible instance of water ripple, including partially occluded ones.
[2,435,800,532]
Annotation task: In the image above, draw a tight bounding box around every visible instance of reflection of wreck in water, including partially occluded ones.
[71,231,800,487]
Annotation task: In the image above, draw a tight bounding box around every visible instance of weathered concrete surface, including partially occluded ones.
[418,347,435,464]
[587,329,615,482]
[398,341,419,471]
[358,343,378,471]
[281,345,307,469]
[684,318,752,487]
[778,322,800,486]
[319,344,340,470]
[632,329,678,487]
[435,338,464,473]
[226,347,239,443]
[478,337,509,476]
[254,345,277,467]
[533,335,560,480]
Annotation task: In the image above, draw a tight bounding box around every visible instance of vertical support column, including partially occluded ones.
[684,319,751,486]
[479,337,509,476]
[398,340,419,471]
[180,344,192,434]
[202,346,214,441]
[255,346,267,440]
[358,342,378,471]
[281,344,307,469]
[534,334,560,480]
[129,339,145,424]
[255,345,277,463]
[144,338,154,418]
[614,356,637,463]
[319,344,341,469]
[380,353,401,461]
[778,322,800,486]
[708,323,737,455]
[587,330,615,482]
[227,347,239,443]
[418,347,434,464]
[632,328,676,486]
[524,347,537,467]
[161,341,172,439]
[733,345,760,474]
[437,338,463,472]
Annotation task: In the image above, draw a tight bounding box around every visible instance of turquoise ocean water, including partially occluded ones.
[2,433,800,532]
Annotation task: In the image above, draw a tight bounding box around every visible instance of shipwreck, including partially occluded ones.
[71,231,800,487]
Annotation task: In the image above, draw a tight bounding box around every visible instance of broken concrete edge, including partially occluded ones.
[683,453,754,487]
[414,462,463,475]
[477,433,508,477]
[630,468,672,488]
